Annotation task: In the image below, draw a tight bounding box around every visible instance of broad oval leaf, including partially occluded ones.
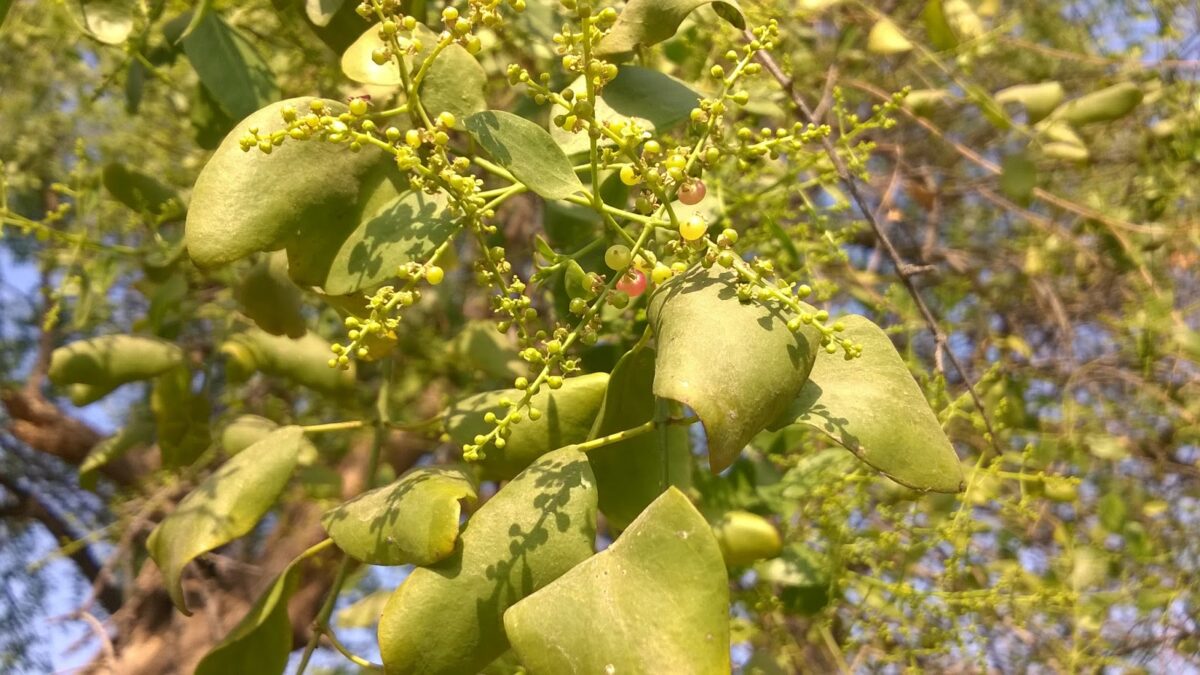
[185,98,385,268]
[595,0,745,58]
[464,110,584,200]
[71,0,134,44]
[772,315,965,492]
[342,24,486,120]
[588,347,691,530]
[1054,82,1143,126]
[551,66,701,156]
[995,81,1065,124]
[220,415,320,464]
[181,11,280,120]
[503,487,730,674]
[306,0,345,27]
[648,267,820,473]
[221,329,357,394]
[151,367,212,469]
[235,251,307,338]
[79,416,155,489]
[147,426,304,613]
[322,466,478,566]
[102,163,185,219]
[48,334,184,399]
[1000,152,1037,206]
[378,447,598,674]
[336,590,391,628]
[867,17,913,54]
[445,372,609,479]
[286,183,459,295]
[194,558,303,675]
[711,510,782,566]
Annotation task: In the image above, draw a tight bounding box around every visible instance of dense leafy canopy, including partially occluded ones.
[0,0,1197,672]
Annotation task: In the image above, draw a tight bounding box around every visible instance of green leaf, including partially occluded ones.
[922,0,956,50]
[220,415,279,454]
[101,163,185,219]
[995,81,1064,124]
[465,110,584,201]
[195,556,303,675]
[147,426,303,614]
[176,0,213,42]
[322,466,478,565]
[181,11,280,120]
[285,184,459,295]
[503,488,730,674]
[452,320,524,381]
[306,0,345,27]
[772,315,965,492]
[235,251,307,338]
[551,66,701,156]
[1099,491,1128,533]
[378,447,598,674]
[0,0,12,30]
[48,335,184,403]
[756,543,832,615]
[221,329,357,394]
[445,373,609,479]
[1000,152,1037,207]
[1053,82,1143,126]
[587,347,691,530]
[185,98,387,268]
[711,510,782,566]
[79,416,155,489]
[220,415,320,463]
[150,367,212,469]
[70,0,134,45]
[595,0,745,58]
[866,17,913,55]
[563,259,594,300]
[647,267,821,473]
[336,590,391,628]
[342,24,486,120]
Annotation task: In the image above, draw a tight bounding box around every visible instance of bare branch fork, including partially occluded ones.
[746,31,1000,446]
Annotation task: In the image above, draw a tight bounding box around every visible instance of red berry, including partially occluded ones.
[616,269,647,298]
[678,180,706,205]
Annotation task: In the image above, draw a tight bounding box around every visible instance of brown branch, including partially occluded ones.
[747,31,1000,448]
[0,473,123,614]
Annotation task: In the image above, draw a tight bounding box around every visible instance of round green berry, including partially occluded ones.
[605,244,632,271]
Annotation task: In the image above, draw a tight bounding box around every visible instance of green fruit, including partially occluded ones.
[235,251,307,338]
[185,97,386,268]
[1055,82,1142,126]
[49,335,185,404]
[711,510,783,566]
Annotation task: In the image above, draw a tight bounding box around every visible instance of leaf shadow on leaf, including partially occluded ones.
[345,194,449,285]
[465,113,513,165]
[787,383,862,452]
[471,453,592,645]
[654,269,811,369]
[321,470,435,562]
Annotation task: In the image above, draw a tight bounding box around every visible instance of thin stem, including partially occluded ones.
[295,374,391,675]
[746,31,1000,449]
[323,629,384,670]
[570,415,698,454]
[302,420,365,434]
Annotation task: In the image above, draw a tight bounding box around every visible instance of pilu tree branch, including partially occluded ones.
[745,30,1000,447]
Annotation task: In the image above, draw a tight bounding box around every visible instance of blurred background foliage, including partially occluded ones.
[1,0,1198,672]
